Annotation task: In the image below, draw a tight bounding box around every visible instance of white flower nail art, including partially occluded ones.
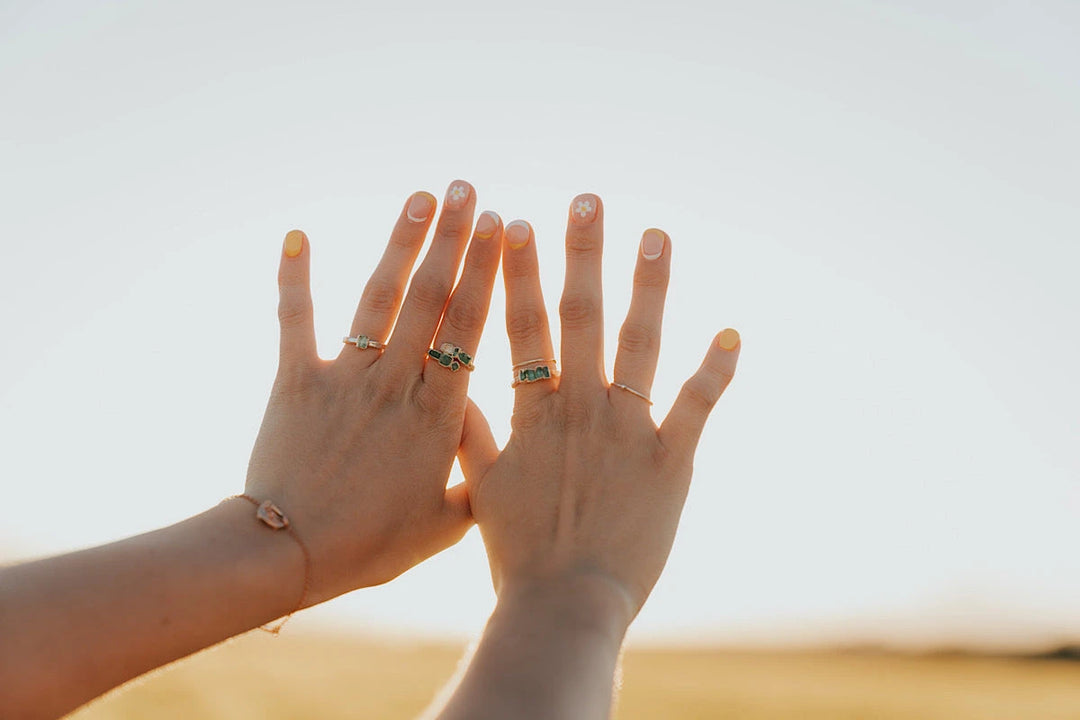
[574,199,594,217]
[449,185,468,202]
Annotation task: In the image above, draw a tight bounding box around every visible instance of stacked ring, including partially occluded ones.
[343,335,386,350]
[512,358,558,387]
[427,342,475,372]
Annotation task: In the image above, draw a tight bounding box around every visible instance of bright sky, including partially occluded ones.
[2,1,1078,650]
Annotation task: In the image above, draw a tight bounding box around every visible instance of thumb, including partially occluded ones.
[458,396,499,487]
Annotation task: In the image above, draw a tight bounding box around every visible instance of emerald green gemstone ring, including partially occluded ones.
[427,342,475,372]
[511,360,558,388]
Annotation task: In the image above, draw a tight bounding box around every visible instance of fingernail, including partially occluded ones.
[718,328,741,350]
[284,229,305,258]
[641,229,666,260]
[506,220,531,249]
[474,211,500,240]
[407,192,435,223]
[570,193,598,225]
[445,181,472,210]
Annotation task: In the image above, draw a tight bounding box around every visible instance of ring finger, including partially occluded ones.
[502,220,558,406]
[421,211,504,394]
[339,190,437,365]
[611,229,671,410]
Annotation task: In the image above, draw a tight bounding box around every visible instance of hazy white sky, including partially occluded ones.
[2,0,1078,648]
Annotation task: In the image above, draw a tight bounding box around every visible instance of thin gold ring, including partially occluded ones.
[512,357,556,370]
[343,335,386,350]
[611,382,653,406]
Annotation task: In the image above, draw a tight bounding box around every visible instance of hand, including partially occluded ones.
[459,194,740,622]
[245,180,503,605]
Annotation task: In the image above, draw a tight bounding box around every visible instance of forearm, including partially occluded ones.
[435,575,633,720]
[0,498,303,720]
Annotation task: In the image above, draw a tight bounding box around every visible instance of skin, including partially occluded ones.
[435,194,740,720]
[0,181,503,720]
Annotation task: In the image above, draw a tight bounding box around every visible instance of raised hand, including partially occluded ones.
[0,181,504,720]
[439,194,740,719]
[246,180,503,605]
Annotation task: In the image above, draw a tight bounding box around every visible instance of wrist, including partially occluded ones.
[495,570,635,643]
[437,572,632,720]
[208,497,308,620]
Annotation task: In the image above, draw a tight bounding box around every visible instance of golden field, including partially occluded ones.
[66,632,1080,719]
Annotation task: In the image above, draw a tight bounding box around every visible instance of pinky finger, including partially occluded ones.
[277,229,318,368]
[658,328,741,456]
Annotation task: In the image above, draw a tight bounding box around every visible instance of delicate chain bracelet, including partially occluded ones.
[228,494,311,635]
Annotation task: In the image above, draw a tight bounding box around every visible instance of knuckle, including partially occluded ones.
[633,264,670,290]
[680,376,720,413]
[506,307,546,343]
[389,226,422,251]
[411,382,455,423]
[561,397,594,431]
[510,401,546,433]
[277,300,311,329]
[559,293,598,330]
[408,275,452,315]
[273,363,315,398]
[503,257,537,281]
[443,294,484,332]
[360,279,402,316]
[617,321,657,356]
[367,374,402,406]
[565,231,599,258]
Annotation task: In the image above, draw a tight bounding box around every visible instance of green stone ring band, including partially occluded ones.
[427,342,475,372]
[512,363,556,387]
[343,335,386,350]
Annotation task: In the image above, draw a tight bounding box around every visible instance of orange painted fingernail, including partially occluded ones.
[641,229,665,260]
[474,211,500,239]
[284,230,305,258]
[570,194,598,225]
[445,181,472,210]
[718,328,741,350]
[506,220,531,249]
[407,192,435,223]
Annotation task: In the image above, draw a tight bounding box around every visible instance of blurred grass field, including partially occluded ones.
[66,632,1080,719]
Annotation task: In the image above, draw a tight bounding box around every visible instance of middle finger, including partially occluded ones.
[559,193,606,390]
[384,180,477,374]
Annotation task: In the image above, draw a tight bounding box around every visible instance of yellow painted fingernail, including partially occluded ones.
[717,328,740,350]
[407,192,435,223]
[284,229,305,258]
[474,211,500,239]
[506,220,531,249]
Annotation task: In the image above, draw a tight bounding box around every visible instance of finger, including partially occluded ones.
[658,329,741,457]
[385,180,477,373]
[458,397,499,486]
[338,190,436,364]
[421,481,473,561]
[422,211,503,392]
[503,220,558,405]
[278,229,317,368]
[559,193,606,388]
[611,229,671,408]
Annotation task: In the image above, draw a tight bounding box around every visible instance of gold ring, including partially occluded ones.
[611,382,653,405]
